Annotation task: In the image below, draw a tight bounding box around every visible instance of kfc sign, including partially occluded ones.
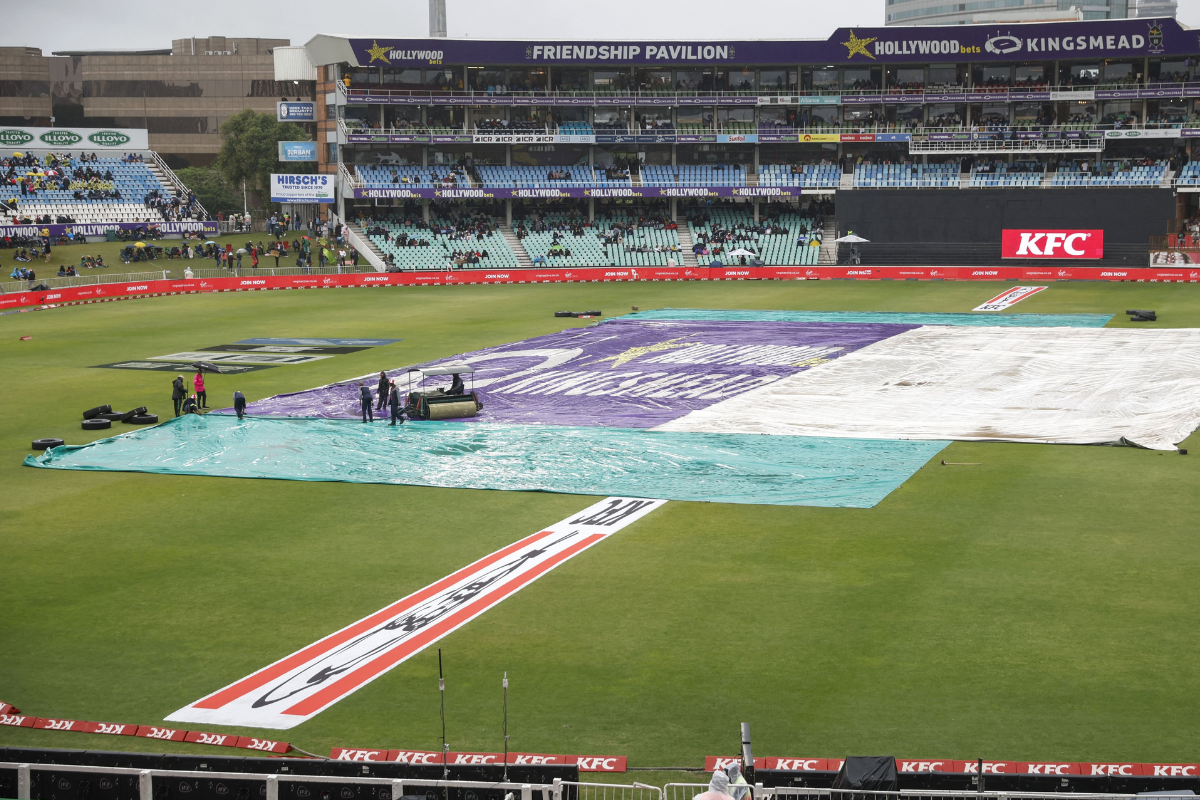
[1002,229,1104,260]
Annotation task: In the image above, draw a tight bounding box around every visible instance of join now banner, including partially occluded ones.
[3,263,1196,313]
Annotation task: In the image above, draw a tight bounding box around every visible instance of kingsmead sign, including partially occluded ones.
[0,126,148,150]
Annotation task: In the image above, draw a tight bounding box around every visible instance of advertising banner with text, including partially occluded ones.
[4,264,1198,312]
[1001,229,1104,259]
[0,126,149,150]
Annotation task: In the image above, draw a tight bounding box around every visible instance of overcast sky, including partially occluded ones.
[2,0,1197,51]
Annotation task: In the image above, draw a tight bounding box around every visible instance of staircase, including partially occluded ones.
[344,220,388,270]
[839,172,854,190]
[1161,167,1175,188]
[818,219,839,265]
[501,224,534,268]
[149,151,209,220]
[674,215,699,268]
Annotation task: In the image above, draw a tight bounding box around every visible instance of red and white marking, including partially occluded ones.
[167,497,665,729]
[330,747,627,772]
[973,286,1047,312]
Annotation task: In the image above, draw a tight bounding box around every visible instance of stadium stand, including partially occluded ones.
[356,165,470,189]
[478,165,594,188]
[686,209,823,266]
[641,165,747,187]
[855,162,959,188]
[557,121,594,136]
[759,163,841,189]
[1176,162,1200,187]
[968,160,1044,188]
[516,213,683,267]
[0,153,201,224]
[357,213,520,271]
[1050,159,1167,187]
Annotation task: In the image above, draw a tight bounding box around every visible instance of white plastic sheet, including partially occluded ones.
[655,326,1200,450]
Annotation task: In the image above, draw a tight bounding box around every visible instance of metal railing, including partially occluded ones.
[664,783,710,800]
[186,264,379,278]
[149,150,210,222]
[767,788,1172,800]
[2,761,588,800]
[338,119,1200,141]
[0,269,170,295]
[337,81,1200,102]
[571,781,663,800]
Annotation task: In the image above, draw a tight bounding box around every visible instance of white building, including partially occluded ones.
[883,0,1172,26]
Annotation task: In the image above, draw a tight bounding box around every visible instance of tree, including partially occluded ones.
[174,167,242,216]
[214,109,311,198]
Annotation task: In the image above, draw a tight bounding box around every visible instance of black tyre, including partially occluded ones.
[119,406,148,422]
[82,404,112,420]
[98,412,125,421]
[32,438,64,451]
[129,414,158,424]
[82,419,112,431]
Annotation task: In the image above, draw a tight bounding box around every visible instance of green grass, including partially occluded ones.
[4,233,306,281]
[2,280,1199,775]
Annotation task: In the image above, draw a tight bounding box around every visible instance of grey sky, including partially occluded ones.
[5,0,1197,52]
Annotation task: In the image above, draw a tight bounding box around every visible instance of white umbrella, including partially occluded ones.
[727,248,757,257]
[835,234,870,243]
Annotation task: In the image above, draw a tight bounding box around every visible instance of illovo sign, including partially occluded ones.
[0,127,147,150]
[1002,229,1104,260]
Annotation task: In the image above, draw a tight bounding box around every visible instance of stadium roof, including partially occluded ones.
[306,17,1196,67]
[52,48,172,56]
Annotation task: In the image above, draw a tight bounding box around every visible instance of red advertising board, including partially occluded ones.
[332,747,626,772]
[1002,229,1105,259]
[6,261,1198,315]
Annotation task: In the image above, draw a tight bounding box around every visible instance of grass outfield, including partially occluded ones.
[3,232,307,281]
[2,280,1199,778]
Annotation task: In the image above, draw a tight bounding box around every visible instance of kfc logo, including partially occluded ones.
[1002,229,1104,260]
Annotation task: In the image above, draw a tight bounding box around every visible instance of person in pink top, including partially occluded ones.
[193,370,208,409]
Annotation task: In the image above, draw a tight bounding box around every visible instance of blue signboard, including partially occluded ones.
[278,140,318,161]
[277,101,316,122]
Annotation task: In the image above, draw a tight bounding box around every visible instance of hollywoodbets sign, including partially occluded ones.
[346,18,1196,66]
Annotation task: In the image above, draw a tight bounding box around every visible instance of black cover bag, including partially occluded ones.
[832,757,899,793]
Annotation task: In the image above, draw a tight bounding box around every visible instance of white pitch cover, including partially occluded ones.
[166,497,665,730]
[655,326,1200,450]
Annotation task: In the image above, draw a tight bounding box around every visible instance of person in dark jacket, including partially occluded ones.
[375,370,389,410]
[388,381,403,426]
[181,394,199,414]
[233,390,247,420]
[447,373,465,395]
[172,375,186,417]
[358,382,373,422]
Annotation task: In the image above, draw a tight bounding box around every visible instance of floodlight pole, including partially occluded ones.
[503,672,509,782]
[439,649,449,782]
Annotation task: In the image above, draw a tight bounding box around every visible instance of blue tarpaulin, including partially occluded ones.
[25,415,949,508]
[619,308,1113,327]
